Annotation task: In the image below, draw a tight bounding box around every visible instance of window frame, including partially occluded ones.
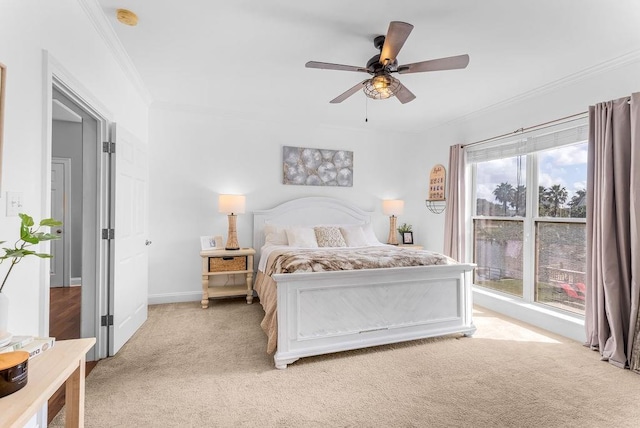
[466,124,587,317]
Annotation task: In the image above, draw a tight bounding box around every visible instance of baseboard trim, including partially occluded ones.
[148,291,202,305]
[70,277,82,286]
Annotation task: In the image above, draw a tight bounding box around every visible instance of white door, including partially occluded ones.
[50,158,71,287]
[109,124,149,355]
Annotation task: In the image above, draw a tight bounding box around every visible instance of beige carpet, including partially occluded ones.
[52,300,640,428]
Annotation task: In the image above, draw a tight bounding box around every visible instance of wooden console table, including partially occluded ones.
[0,337,95,428]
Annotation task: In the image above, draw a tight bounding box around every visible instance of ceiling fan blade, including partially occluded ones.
[306,61,369,73]
[397,54,470,74]
[379,21,414,66]
[394,83,416,104]
[330,80,369,104]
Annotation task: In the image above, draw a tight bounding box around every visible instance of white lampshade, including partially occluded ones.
[382,199,404,216]
[218,194,246,214]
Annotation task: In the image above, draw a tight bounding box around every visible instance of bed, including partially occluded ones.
[252,197,476,369]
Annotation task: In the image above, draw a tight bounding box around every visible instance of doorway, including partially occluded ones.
[45,56,150,366]
[50,86,100,360]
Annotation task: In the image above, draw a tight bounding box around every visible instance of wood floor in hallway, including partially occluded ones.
[48,286,97,424]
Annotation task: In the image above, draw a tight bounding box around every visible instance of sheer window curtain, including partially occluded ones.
[443,144,465,261]
[586,92,640,372]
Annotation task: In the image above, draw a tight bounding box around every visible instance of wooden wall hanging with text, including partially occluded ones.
[428,164,446,201]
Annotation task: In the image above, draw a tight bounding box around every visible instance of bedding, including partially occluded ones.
[254,245,457,354]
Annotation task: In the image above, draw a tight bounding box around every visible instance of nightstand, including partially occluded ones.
[398,244,424,250]
[200,247,255,309]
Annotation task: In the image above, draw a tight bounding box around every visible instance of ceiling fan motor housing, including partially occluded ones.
[366,55,382,72]
[373,35,386,50]
[367,54,398,73]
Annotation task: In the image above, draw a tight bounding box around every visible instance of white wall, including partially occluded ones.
[147,106,425,302]
[0,0,148,336]
[415,57,640,341]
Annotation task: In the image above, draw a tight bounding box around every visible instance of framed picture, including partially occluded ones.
[283,146,353,187]
[200,235,222,251]
[402,232,414,245]
[0,63,6,192]
[200,236,216,250]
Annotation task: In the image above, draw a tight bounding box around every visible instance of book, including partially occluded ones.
[0,335,35,354]
[20,337,56,359]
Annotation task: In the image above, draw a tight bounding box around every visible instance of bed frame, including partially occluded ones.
[253,197,476,369]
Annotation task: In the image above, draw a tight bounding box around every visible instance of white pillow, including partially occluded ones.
[264,224,288,246]
[340,225,369,247]
[362,223,382,245]
[285,227,318,248]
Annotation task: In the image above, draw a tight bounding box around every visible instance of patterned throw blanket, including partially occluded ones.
[267,246,456,275]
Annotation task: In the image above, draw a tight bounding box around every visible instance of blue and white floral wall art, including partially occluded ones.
[283,146,353,187]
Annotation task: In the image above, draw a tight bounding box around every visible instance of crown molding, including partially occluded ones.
[76,0,153,106]
[429,48,640,132]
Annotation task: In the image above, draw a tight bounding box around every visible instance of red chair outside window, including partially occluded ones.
[560,283,585,301]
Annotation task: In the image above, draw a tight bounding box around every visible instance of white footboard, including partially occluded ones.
[272,263,475,369]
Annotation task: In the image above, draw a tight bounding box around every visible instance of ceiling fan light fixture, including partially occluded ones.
[363,74,401,100]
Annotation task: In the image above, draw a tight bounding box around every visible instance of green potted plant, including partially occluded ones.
[397,223,414,245]
[397,223,412,234]
[0,213,61,346]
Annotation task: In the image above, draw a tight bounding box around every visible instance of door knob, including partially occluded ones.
[56,229,63,234]
[145,240,152,246]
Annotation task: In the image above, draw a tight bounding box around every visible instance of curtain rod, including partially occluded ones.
[461,111,588,149]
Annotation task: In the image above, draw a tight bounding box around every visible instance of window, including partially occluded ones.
[535,143,587,314]
[468,119,588,315]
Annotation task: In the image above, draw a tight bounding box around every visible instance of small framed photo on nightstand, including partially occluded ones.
[200,236,220,251]
[200,236,216,250]
[402,232,414,245]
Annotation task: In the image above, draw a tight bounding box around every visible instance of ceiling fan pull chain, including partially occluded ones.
[365,97,368,122]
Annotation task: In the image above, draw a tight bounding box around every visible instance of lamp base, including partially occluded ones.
[387,215,399,245]
[225,214,240,250]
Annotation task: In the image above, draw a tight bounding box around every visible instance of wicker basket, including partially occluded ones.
[209,256,246,272]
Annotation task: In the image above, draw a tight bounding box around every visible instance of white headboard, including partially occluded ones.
[252,197,373,270]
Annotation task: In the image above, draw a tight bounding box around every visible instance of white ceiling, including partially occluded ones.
[95,0,640,133]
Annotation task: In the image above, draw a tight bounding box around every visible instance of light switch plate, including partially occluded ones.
[6,192,23,217]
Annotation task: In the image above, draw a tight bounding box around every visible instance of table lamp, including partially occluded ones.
[382,199,404,245]
[218,194,245,250]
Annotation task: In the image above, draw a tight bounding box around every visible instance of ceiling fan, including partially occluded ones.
[305,21,469,104]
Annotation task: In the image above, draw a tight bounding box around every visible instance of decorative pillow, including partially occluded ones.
[362,223,382,245]
[314,226,347,247]
[285,227,319,248]
[340,225,369,247]
[264,224,288,246]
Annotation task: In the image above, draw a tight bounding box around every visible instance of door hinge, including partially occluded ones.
[102,228,115,240]
[101,315,114,327]
[102,141,116,154]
